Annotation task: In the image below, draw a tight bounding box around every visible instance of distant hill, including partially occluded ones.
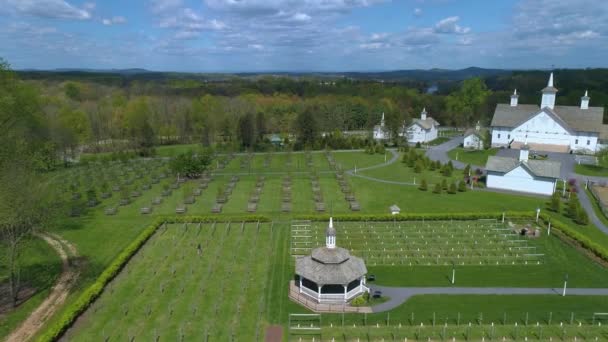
[17,67,512,83]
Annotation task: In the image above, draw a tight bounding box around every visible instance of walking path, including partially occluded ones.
[371,285,608,313]
[6,232,79,342]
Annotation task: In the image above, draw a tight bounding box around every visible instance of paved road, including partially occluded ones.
[370,285,608,312]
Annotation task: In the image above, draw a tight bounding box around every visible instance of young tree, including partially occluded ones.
[169,149,214,179]
[448,183,457,194]
[458,180,467,192]
[463,164,471,176]
[433,183,442,194]
[441,179,448,190]
[567,193,579,218]
[419,179,428,191]
[295,107,318,149]
[550,192,561,213]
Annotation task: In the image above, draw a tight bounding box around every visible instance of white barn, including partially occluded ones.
[485,146,561,196]
[463,122,485,150]
[490,73,608,154]
[373,112,389,141]
[405,108,439,143]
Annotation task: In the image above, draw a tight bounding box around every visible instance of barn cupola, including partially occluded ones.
[580,90,590,110]
[519,138,529,161]
[420,107,427,120]
[510,89,519,107]
[326,217,336,249]
[541,72,557,110]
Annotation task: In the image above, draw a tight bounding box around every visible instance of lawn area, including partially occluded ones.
[448,147,498,167]
[358,152,463,184]
[294,220,608,288]
[575,163,608,177]
[427,136,451,146]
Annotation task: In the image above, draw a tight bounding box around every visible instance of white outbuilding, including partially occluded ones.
[373,112,389,141]
[463,122,485,150]
[485,145,561,196]
[490,73,608,153]
[404,108,439,143]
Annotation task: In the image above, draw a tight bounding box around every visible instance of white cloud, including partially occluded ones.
[434,16,470,34]
[102,16,127,26]
[413,8,422,17]
[150,0,183,13]
[4,0,92,20]
[292,13,311,22]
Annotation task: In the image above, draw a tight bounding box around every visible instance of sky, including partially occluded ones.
[0,0,606,72]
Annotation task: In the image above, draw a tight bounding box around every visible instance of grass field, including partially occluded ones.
[359,152,463,184]
[575,164,608,177]
[3,149,608,341]
[448,147,498,167]
[64,222,275,341]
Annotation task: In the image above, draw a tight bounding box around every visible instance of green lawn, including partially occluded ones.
[575,164,608,177]
[359,152,463,184]
[448,147,498,167]
[64,222,274,340]
[4,150,608,341]
[427,137,451,146]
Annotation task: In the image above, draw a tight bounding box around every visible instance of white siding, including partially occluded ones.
[407,124,438,143]
[491,127,511,147]
[464,134,483,149]
[486,167,556,196]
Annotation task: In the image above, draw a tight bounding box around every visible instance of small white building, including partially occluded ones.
[373,112,389,141]
[485,145,561,196]
[389,204,400,215]
[463,122,485,150]
[490,73,608,153]
[405,108,439,143]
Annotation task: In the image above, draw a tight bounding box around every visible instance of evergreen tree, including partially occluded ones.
[433,183,442,194]
[458,180,467,192]
[414,160,423,173]
[419,179,428,191]
[576,206,589,225]
[448,183,457,194]
[550,192,561,213]
[441,179,448,190]
[567,193,579,218]
[463,164,471,176]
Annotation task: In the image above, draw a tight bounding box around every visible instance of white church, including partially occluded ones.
[373,109,439,143]
[490,73,608,154]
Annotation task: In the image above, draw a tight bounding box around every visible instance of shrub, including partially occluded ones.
[415,142,421,148]
[350,295,367,306]
[448,183,457,194]
[414,162,422,173]
[441,179,448,190]
[432,183,442,194]
[576,206,589,225]
[458,180,467,192]
[419,179,428,191]
[463,164,471,176]
[550,192,561,213]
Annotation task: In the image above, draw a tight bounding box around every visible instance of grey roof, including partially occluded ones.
[296,247,367,285]
[542,86,558,93]
[464,128,486,138]
[491,103,606,134]
[389,204,400,211]
[486,156,561,179]
[410,117,439,130]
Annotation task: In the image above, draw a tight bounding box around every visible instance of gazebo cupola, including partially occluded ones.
[326,217,336,248]
[541,72,558,109]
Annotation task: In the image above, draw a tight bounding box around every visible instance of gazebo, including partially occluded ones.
[295,218,369,303]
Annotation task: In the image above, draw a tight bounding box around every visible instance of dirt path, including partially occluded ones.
[5,232,79,342]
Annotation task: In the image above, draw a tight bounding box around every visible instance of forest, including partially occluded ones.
[7,61,608,165]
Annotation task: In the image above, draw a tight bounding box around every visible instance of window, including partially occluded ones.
[497,133,501,139]
[575,139,578,144]
[507,134,510,139]
[587,140,590,145]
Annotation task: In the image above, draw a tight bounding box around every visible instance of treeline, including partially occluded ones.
[11,61,608,163]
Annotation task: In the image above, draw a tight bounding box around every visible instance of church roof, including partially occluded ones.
[409,117,439,130]
[486,156,561,179]
[491,103,605,134]
[296,247,367,285]
[464,128,486,138]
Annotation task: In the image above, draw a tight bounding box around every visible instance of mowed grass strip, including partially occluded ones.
[65,222,274,341]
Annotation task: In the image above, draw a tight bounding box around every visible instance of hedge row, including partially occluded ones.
[38,214,270,342]
[293,211,537,222]
[539,214,608,263]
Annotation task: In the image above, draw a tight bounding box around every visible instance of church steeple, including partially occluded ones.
[580,90,590,110]
[510,89,519,107]
[326,217,336,249]
[380,112,385,127]
[420,107,427,120]
[541,72,557,109]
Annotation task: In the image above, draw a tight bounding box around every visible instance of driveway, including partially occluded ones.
[425,136,469,169]
[370,285,608,312]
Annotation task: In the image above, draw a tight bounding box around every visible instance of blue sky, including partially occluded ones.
[0,0,606,72]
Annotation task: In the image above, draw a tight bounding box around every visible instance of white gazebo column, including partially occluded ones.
[318,285,323,302]
[359,277,363,291]
[299,277,303,294]
[343,285,348,302]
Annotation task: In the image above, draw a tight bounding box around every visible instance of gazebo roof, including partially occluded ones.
[296,247,367,285]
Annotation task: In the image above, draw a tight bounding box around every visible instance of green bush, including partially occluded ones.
[432,183,442,194]
[458,180,467,192]
[419,179,428,191]
[350,295,367,306]
[448,183,457,194]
